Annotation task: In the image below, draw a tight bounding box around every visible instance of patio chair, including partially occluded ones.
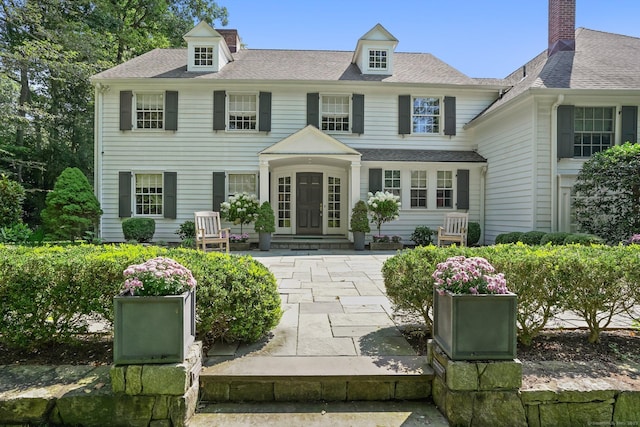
[194,211,230,253]
[437,212,469,247]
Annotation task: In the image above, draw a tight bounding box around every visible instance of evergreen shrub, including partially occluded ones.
[122,217,156,242]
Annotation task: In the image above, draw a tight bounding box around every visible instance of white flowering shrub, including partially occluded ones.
[367,191,401,236]
[220,192,260,233]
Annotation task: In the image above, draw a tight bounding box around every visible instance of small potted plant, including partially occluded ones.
[113,257,197,365]
[255,201,275,251]
[367,191,402,250]
[432,256,517,360]
[349,200,370,250]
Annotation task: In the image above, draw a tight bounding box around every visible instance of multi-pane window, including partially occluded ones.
[436,171,453,208]
[228,174,257,196]
[327,177,341,228]
[384,170,401,196]
[277,176,291,228]
[135,173,163,215]
[194,46,214,66]
[321,95,350,132]
[574,107,615,157]
[412,97,440,134]
[368,49,388,70]
[410,170,428,208]
[228,94,257,130]
[136,93,164,129]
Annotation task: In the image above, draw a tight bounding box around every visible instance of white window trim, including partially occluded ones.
[572,106,616,158]
[411,96,442,136]
[132,92,165,131]
[133,172,164,217]
[227,92,259,132]
[227,171,259,197]
[320,94,352,133]
[383,169,401,196]
[367,48,389,71]
[193,46,214,67]
[436,170,454,209]
[410,170,428,209]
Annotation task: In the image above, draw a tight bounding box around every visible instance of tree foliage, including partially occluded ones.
[40,167,102,240]
[572,142,640,244]
[0,174,25,227]
[0,0,228,225]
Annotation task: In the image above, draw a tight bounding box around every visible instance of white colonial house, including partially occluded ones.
[91,0,639,244]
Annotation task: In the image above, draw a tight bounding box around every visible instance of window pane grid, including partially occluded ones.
[278,176,291,227]
[436,171,453,208]
[368,49,388,69]
[384,170,401,196]
[194,46,214,66]
[135,173,163,215]
[573,107,615,157]
[410,170,428,208]
[229,94,257,130]
[327,176,341,228]
[136,93,164,129]
[412,97,440,134]
[229,174,257,195]
[321,95,350,132]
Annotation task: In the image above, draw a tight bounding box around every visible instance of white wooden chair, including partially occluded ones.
[437,212,469,247]
[194,211,230,253]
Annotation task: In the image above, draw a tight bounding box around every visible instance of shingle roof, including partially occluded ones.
[358,148,486,163]
[473,28,640,120]
[92,48,476,85]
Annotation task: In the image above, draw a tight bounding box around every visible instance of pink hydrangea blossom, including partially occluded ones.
[432,256,509,295]
[121,257,197,296]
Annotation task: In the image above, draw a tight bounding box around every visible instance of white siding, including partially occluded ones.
[96,81,496,242]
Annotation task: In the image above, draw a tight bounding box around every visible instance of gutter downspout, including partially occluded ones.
[550,94,564,232]
[94,83,104,238]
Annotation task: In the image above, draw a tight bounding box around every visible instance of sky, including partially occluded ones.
[219,0,640,78]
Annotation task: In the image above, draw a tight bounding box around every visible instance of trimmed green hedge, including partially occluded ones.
[383,244,640,345]
[0,244,282,349]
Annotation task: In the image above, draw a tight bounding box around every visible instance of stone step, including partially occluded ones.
[191,401,449,427]
[200,355,434,402]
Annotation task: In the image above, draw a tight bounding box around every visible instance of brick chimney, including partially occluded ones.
[217,29,240,53]
[548,0,576,56]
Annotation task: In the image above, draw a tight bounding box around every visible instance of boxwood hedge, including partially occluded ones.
[0,244,282,349]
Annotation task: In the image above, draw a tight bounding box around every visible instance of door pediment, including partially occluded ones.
[260,125,361,156]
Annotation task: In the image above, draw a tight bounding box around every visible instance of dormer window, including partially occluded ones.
[368,49,388,71]
[194,46,214,66]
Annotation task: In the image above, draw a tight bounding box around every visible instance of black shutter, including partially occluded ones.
[444,96,456,136]
[456,169,469,210]
[352,94,364,134]
[163,172,177,219]
[259,92,272,132]
[557,105,575,159]
[307,92,319,127]
[118,171,132,217]
[369,168,382,193]
[212,172,226,211]
[398,95,411,135]
[213,91,226,130]
[621,106,638,143]
[119,91,133,131]
[165,91,178,131]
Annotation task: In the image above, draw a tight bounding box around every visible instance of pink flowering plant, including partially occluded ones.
[229,233,249,243]
[122,257,197,296]
[432,256,510,295]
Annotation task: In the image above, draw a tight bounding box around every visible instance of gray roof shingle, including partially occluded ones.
[358,148,486,163]
[92,48,476,85]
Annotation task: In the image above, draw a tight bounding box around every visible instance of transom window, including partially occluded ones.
[228,94,257,130]
[412,97,440,134]
[321,95,350,132]
[135,173,163,215]
[384,170,401,196]
[368,49,388,70]
[136,93,164,129]
[228,173,257,195]
[436,171,453,208]
[574,107,615,157]
[410,170,428,208]
[194,46,214,66]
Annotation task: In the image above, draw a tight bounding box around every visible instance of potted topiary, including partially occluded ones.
[349,200,370,250]
[113,257,197,365]
[432,256,517,360]
[255,201,275,251]
[367,191,402,250]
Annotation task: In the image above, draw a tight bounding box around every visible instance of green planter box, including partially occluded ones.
[370,242,403,251]
[433,291,517,360]
[230,242,251,251]
[114,290,195,365]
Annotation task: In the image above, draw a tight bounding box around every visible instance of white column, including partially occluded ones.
[259,159,270,203]
[349,160,362,240]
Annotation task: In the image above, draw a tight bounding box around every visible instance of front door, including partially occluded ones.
[296,172,322,235]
